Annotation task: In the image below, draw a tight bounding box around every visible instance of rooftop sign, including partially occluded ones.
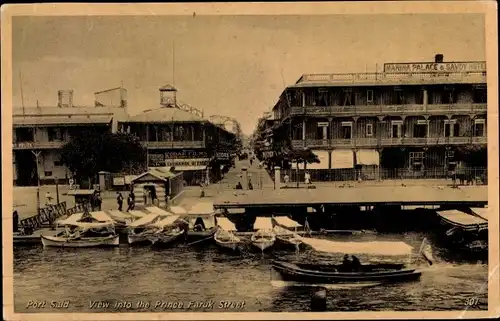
[384,61,486,73]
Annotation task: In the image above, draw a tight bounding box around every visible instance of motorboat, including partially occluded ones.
[272,216,304,250]
[272,238,432,285]
[41,210,119,248]
[250,217,276,252]
[214,217,241,252]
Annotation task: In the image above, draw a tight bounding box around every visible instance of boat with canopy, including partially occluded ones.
[436,209,488,253]
[127,213,164,245]
[150,214,185,247]
[42,210,119,248]
[183,202,218,244]
[251,217,276,252]
[272,238,431,284]
[272,216,303,249]
[214,217,241,251]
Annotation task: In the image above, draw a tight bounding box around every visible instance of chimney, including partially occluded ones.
[435,54,444,63]
[57,90,74,108]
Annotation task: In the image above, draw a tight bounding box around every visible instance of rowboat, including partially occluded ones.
[42,210,119,248]
[214,217,241,252]
[272,216,304,250]
[251,217,276,252]
[183,202,219,244]
[150,215,185,247]
[272,238,432,285]
[127,213,165,245]
[436,209,488,253]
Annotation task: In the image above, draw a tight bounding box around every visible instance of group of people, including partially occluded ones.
[116,190,135,212]
[235,178,253,190]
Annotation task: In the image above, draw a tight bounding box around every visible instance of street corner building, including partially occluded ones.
[253,55,487,183]
[12,85,242,188]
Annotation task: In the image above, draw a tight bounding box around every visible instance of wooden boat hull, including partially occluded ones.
[152,230,185,247]
[127,233,159,246]
[41,234,119,248]
[272,260,421,284]
[251,233,276,251]
[214,231,241,252]
[186,227,218,244]
[275,235,304,250]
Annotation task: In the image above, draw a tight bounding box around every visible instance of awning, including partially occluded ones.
[128,210,147,218]
[153,215,181,228]
[145,206,173,216]
[307,150,329,170]
[217,217,237,231]
[91,211,114,222]
[254,217,273,230]
[169,206,188,215]
[331,150,354,169]
[300,238,414,256]
[57,213,83,225]
[127,213,160,228]
[189,202,215,216]
[470,208,488,221]
[273,216,302,228]
[437,210,487,227]
[356,149,380,166]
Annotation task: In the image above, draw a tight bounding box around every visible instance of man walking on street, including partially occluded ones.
[117,192,124,211]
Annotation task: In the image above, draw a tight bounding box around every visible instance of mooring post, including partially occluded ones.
[310,287,327,311]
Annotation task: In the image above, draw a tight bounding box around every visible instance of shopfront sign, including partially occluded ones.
[384,61,486,73]
[216,151,231,160]
[165,158,210,167]
[148,150,209,167]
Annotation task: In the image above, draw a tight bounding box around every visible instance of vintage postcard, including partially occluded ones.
[2,2,499,320]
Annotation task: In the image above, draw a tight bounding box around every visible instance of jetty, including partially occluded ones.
[213,185,488,210]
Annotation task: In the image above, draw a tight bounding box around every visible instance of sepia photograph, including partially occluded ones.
[2,2,499,320]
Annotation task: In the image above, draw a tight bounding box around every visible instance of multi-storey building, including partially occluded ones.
[119,85,241,185]
[13,85,240,187]
[261,55,487,181]
[13,88,129,186]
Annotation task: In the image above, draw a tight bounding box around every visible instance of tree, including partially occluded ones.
[455,145,487,167]
[60,131,146,187]
[284,148,320,187]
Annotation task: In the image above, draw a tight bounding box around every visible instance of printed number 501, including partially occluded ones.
[465,298,480,306]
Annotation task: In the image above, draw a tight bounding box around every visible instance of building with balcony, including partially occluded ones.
[13,88,129,186]
[119,85,241,185]
[261,55,487,181]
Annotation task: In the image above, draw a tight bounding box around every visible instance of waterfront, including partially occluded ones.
[14,232,488,313]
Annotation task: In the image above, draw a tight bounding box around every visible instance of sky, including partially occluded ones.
[12,14,485,135]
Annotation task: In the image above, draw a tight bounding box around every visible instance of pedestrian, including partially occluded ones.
[13,210,19,233]
[45,191,53,206]
[248,178,254,190]
[305,171,311,185]
[126,193,134,212]
[129,190,135,210]
[117,192,124,211]
[95,192,102,211]
[284,174,290,184]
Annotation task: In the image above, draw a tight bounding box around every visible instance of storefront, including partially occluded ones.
[148,149,210,186]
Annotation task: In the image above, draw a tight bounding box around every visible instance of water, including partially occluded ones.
[14,233,488,313]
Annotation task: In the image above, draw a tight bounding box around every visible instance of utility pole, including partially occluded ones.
[31,151,41,214]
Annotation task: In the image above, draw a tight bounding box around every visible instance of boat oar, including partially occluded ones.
[187,235,214,246]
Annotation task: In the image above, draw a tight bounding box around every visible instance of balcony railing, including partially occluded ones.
[12,141,66,150]
[298,71,486,85]
[291,136,486,149]
[289,103,486,117]
[142,140,205,149]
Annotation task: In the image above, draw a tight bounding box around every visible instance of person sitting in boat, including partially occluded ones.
[193,217,206,231]
[341,254,352,271]
[351,255,362,272]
